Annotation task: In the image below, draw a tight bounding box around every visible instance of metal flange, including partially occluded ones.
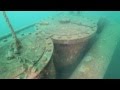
[0,29,54,79]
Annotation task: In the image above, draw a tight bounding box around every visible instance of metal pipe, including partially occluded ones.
[70,22,120,79]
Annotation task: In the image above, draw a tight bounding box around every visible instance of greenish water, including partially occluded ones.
[0,11,120,79]
[104,40,120,79]
[0,11,57,38]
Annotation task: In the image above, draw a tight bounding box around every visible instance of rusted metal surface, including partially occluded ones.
[0,26,54,79]
[35,14,97,78]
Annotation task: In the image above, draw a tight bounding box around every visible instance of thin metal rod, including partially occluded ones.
[2,11,18,41]
[2,11,21,53]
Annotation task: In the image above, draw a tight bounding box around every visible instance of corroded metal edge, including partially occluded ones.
[14,35,54,79]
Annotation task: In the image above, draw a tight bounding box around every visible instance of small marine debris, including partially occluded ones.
[10,40,21,54]
[85,56,92,62]
[80,65,89,73]
[59,18,71,24]
[28,32,32,35]
[21,34,24,36]
[14,47,20,54]
[69,11,82,16]
[19,73,27,79]
[39,21,49,25]
[3,39,8,42]
[6,50,15,60]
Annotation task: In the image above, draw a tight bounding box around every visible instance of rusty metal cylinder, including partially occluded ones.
[36,22,96,78]
[52,29,97,78]
[35,16,97,78]
[53,39,91,78]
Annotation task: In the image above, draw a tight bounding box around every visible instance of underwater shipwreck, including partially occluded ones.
[0,11,120,79]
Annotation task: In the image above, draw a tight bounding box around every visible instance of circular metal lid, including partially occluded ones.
[35,18,97,44]
[70,16,98,28]
[0,31,53,79]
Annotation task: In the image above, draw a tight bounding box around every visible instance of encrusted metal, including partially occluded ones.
[35,14,97,78]
[0,27,54,79]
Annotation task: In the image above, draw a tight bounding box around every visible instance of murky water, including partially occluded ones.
[0,11,120,79]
